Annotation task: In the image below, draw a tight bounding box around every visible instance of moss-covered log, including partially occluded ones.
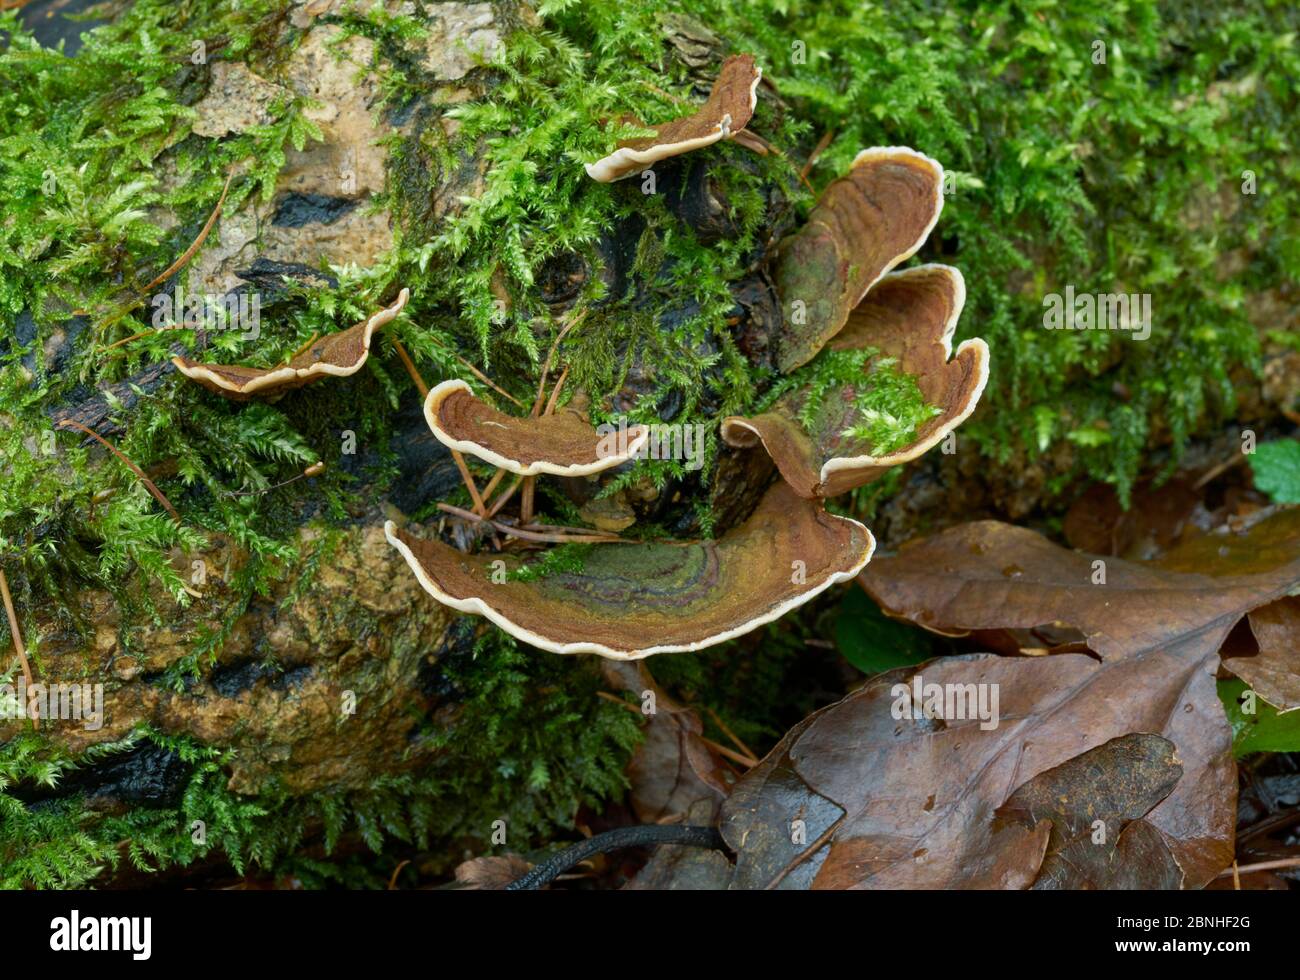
[1,0,1297,887]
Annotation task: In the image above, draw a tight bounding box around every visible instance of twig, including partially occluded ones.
[543,365,570,416]
[800,129,835,181]
[522,520,612,536]
[532,309,586,416]
[479,468,506,503]
[95,170,234,340]
[598,693,757,767]
[1214,857,1300,878]
[702,737,757,769]
[1194,452,1247,490]
[437,503,624,544]
[289,331,320,360]
[390,335,430,399]
[138,171,235,298]
[0,567,38,730]
[766,816,844,890]
[451,454,488,517]
[391,337,486,515]
[399,326,523,408]
[505,825,725,890]
[101,323,184,354]
[520,478,536,526]
[442,345,524,408]
[57,420,181,523]
[706,706,757,764]
[387,860,410,890]
[487,477,523,518]
[1239,807,1300,843]
[522,346,577,524]
[731,129,770,156]
[639,80,689,106]
[223,461,325,497]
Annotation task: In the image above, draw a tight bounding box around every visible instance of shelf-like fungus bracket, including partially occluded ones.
[723,265,988,498]
[385,481,874,660]
[775,147,944,372]
[585,54,762,183]
[424,379,651,477]
[172,288,409,400]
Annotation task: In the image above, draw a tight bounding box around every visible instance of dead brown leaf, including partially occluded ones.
[453,853,534,890]
[602,661,734,823]
[681,643,1223,889]
[862,508,1300,663]
[1224,597,1300,712]
[828,507,1300,886]
[994,733,1185,889]
[1063,478,1203,560]
[640,509,1300,890]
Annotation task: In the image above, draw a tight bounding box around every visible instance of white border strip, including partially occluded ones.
[585,63,762,182]
[424,379,651,477]
[172,288,410,394]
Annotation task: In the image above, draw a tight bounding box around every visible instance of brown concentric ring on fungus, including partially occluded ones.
[722,265,989,498]
[584,54,762,183]
[385,480,874,660]
[171,288,409,400]
[774,147,944,372]
[424,379,651,477]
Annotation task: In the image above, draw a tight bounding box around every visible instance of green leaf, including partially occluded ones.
[1250,439,1300,504]
[1219,679,1300,756]
[834,586,934,675]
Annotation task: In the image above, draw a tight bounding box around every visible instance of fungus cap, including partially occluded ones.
[385,480,874,660]
[585,54,762,183]
[172,288,409,400]
[775,147,944,372]
[424,379,651,477]
[723,265,988,498]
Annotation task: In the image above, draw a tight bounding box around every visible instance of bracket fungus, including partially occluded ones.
[382,141,984,662]
[385,481,873,660]
[584,54,762,183]
[172,288,409,400]
[424,378,651,476]
[722,265,989,498]
[774,147,945,373]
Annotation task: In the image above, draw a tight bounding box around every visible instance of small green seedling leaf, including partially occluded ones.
[834,587,934,675]
[1250,439,1300,504]
[1219,678,1300,756]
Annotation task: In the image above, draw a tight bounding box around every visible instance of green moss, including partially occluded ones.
[508,542,593,581]
[0,630,641,888]
[760,347,941,455]
[668,0,1297,504]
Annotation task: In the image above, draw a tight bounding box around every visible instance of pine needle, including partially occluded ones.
[57,419,182,523]
[390,336,487,515]
[0,566,38,730]
[95,169,235,342]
